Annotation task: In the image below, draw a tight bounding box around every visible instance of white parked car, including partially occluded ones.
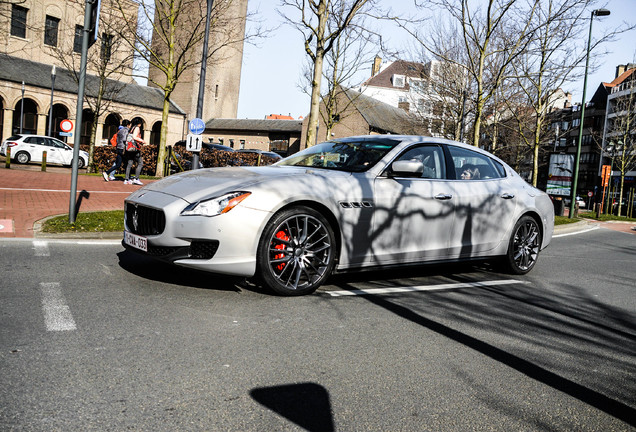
[123,136,555,296]
[0,134,89,168]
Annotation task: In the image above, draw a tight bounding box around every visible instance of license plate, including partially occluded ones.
[124,231,148,252]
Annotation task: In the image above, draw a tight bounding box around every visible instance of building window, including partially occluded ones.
[73,25,83,53]
[11,5,28,38]
[392,74,405,87]
[572,118,580,127]
[101,33,113,63]
[44,16,60,46]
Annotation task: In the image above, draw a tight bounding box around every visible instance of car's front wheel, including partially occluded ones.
[257,206,336,296]
[77,158,85,169]
[503,215,541,274]
[15,151,30,164]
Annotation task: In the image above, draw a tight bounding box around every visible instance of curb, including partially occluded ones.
[553,219,597,235]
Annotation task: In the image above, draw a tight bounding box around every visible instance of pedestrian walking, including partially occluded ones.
[102,120,130,182]
[124,119,146,185]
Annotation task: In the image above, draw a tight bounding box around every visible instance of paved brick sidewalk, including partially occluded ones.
[0,165,148,238]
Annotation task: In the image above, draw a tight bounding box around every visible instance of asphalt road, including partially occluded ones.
[0,228,634,431]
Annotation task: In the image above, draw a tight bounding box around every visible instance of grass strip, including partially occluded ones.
[42,210,124,233]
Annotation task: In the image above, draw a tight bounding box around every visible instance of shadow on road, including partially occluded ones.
[250,383,334,432]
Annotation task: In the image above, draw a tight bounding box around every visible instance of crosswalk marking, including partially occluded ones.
[327,279,527,297]
[40,282,76,332]
[33,240,50,256]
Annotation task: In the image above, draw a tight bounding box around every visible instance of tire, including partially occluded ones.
[77,158,85,169]
[256,206,336,296]
[15,151,30,164]
[503,215,541,274]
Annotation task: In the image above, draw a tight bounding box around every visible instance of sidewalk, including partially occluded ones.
[0,164,149,238]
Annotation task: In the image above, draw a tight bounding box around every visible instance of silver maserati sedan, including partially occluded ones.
[123,135,554,296]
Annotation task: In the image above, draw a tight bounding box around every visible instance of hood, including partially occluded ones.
[136,166,348,203]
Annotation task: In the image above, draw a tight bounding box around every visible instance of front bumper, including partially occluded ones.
[124,191,270,277]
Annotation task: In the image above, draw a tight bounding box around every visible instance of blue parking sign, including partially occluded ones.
[189,118,205,135]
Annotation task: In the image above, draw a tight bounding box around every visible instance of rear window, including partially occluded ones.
[448,145,506,180]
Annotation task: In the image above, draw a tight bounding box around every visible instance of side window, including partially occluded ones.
[395,145,446,179]
[448,146,505,180]
[46,138,66,148]
[11,5,28,38]
[44,15,60,47]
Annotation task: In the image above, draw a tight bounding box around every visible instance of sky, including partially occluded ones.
[236,0,636,120]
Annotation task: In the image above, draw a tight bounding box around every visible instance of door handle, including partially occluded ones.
[435,193,453,200]
[501,193,515,199]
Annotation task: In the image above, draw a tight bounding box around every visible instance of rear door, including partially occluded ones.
[21,136,46,162]
[445,145,517,256]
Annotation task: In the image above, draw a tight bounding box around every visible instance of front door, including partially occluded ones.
[371,144,455,265]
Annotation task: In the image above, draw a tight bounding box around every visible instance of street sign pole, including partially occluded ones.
[192,0,214,170]
[69,0,96,223]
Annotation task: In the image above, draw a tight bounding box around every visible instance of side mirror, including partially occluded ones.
[389,160,423,178]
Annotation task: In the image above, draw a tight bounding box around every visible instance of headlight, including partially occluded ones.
[181,192,251,217]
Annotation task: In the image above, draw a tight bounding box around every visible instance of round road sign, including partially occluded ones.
[60,119,74,133]
[189,118,205,135]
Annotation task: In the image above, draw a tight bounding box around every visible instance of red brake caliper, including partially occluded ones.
[274,230,289,272]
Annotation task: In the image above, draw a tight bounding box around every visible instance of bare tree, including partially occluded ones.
[114,0,254,176]
[408,0,540,147]
[279,0,374,148]
[317,9,383,140]
[505,0,629,186]
[51,0,136,173]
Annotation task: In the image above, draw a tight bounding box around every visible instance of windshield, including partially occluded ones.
[278,139,400,172]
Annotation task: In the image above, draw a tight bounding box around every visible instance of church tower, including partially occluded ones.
[147,0,248,122]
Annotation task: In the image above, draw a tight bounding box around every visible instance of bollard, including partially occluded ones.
[5,147,10,169]
[41,151,47,171]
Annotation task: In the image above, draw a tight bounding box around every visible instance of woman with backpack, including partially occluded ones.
[123,119,146,185]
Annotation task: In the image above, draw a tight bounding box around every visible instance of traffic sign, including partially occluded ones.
[189,118,205,135]
[186,134,202,152]
[59,132,73,137]
[60,119,73,132]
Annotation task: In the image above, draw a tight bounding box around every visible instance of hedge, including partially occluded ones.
[85,145,279,177]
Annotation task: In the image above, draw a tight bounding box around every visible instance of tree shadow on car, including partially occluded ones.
[116,250,266,294]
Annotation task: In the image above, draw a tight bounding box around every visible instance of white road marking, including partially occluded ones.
[40,282,77,331]
[100,263,112,275]
[33,240,50,256]
[327,279,527,297]
[552,225,599,238]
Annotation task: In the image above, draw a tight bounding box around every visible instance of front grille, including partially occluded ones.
[125,203,165,235]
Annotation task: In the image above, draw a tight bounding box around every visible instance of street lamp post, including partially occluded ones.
[19,81,25,134]
[570,8,610,218]
[48,65,56,137]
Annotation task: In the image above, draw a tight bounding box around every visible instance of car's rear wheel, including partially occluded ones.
[15,151,30,164]
[257,206,336,296]
[77,158,85,169]
[503,215,541,274]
